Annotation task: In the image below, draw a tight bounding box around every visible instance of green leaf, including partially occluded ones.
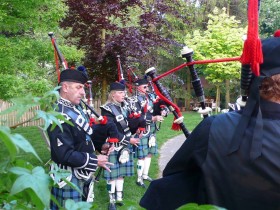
[0,159,10,173]
[2,200,18,210]
[0,126,18,161]
[35,110,73,131]
[177,203,226,210]
[65,199,92,210]
[0,127,42,162]
[48,163,83,196]
[9,166,51,207]
[11,133,42,162]
[48,163,71,184]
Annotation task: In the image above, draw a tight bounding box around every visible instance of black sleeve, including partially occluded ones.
[91,120,119,153]
[127,114,146,134]
[140,116,215,210]
[47,123,98,171]
[163,116,215,176]
[152,99,164,116]
[101,107,130,146]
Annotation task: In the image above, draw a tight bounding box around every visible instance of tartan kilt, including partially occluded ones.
[147,125,158,156]
[148,134,158,155]
[104,145,134,180]
[134,134,149,159]
[50,174,85,210]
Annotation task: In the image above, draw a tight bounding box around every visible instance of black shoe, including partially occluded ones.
[116,201,124,206]
[136,180,146,188]
[143,176,153,182]
[108,202,117,210]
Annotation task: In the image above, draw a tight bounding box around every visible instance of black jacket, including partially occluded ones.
[140,99,280,210]
[47,98,98,172]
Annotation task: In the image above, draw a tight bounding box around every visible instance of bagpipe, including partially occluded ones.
[117,56,168,133]
[143,47,212,138]
[143,0,263,139]
[116,55,147,135]
[116,53,210,139]
[145,67,190,138]
[231,0,261,111]
[48,32,118,181]
[48,32,106,125]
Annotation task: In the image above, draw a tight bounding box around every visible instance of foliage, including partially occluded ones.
[0,125,50,209]
[259,0,280,37]
[186,0,247,30]
[184,7,246,85]
[60,0,194,98]
[0,74,52,100]
[178,202,226,210]
[0,89,87,209]
[0,0,83,100]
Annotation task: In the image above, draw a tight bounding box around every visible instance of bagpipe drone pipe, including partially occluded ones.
[145,67,191,138]
[181,46,212,118]
[116,55,147,135]
[118,57,168,133]
[48,32,119,148]
[145,50,242,139]
[48,32,123,182]
[145,0,263,139]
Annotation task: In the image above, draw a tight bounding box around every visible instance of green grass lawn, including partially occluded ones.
[3,111,202,209]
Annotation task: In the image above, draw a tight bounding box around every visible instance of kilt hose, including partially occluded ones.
[104,145,134,180]
[50,174,87,210]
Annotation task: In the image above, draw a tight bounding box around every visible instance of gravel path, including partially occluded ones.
[158,134,186,177]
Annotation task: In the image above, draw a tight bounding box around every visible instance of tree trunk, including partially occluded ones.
[225,79,230,109]
[215,85,221,114]
[101,76,107,104]
[101,28,106,104]
[186,70,191,111]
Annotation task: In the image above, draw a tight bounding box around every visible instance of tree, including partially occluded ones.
[0,0,83,100]
[152,0,248,111]
[184,7,246,111]
[186,0,247,29]
[60,0,193,103]
[259,0,280,37]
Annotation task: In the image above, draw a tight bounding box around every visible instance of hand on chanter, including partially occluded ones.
[136,129,144,138]
[97,154,114,172]
[130,137,140,147]
[152,115,164,122]
[161,109,168,117]
[101,142,115,156]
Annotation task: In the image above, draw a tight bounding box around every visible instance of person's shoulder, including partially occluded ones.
[216,110,242,119]
[148,92,156,98]
[100,103,113,113]
[210,111,242,129]
[127,95,138,102]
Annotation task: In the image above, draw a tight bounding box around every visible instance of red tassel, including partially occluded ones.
[171,117,181,131]
[274,29,280,37]
[134,113,141,118]
[240,0,263,76]
[138,127,146,132]
[143,102,148,113]
[129,113,134,118]
[107,138,119,143]
[99,116,108,125]
[89,117,96,127]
